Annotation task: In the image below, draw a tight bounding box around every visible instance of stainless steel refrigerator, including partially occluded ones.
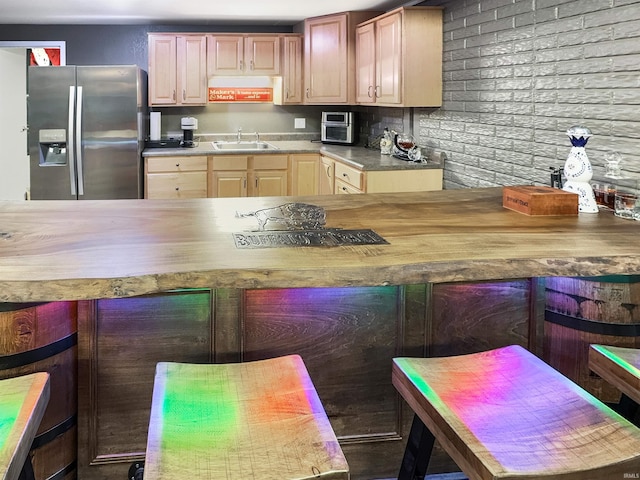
[28,65,147,200]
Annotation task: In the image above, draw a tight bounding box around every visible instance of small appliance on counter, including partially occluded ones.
[321,111,357,145]
[181,116,198,147]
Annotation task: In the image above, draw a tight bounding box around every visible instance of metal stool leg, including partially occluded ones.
[397,414,435,480]
[18,455,35,480]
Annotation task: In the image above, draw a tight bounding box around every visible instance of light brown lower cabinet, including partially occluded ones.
[145,153,443,198]
[77,279,540,480]
[145,156,208,199]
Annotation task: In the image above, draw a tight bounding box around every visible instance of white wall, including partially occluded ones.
[0,48,29,200]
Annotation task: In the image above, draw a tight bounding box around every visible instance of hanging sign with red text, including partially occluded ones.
[208,87,273,103]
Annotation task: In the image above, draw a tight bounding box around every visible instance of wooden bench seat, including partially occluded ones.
[589,344,640,405]
[144,355,349,480]
[0,372,50,480]
[392,345,640,480]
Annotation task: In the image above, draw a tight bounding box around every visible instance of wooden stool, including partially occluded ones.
[144,355,349,480]
[0,372,50,480]
[589,343,640,420]
[392,345,640,480]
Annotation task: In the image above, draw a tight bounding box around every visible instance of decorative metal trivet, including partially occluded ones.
[233,202,388,249]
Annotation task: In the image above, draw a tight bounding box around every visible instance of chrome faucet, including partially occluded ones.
[237,127,242,143]
[255,131,260,142]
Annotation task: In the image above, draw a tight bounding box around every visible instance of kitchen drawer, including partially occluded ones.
[252,154,288,170]
[146,172,208,199]
[334,162,364,190]
[211,156,249,171]
[335,178,363,194]
[146,156,207,173]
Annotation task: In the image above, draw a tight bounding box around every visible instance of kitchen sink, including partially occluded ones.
[211,141,279,151]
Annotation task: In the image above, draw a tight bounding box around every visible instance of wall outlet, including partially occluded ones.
[294,118,306,129]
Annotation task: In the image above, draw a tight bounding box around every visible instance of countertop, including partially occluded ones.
[142,140,443,171]
[1,187,640,302]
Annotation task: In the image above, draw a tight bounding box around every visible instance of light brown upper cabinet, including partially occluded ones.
[355,7,443,107]
[303,11,381,104]
[274,35,304,105]
[207,35,281,76]
[148,34,207,106]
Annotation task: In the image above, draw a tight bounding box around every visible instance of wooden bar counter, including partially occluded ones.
[1,187,639,301]
[2,187,640,480]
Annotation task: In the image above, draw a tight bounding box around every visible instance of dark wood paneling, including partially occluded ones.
[78,290,212,480]
[430,280,532,357]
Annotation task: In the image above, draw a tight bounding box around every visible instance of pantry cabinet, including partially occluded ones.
[145,156,208,199]
[207,35,280,76]
[355,7,443,107]
[148,34,207,106]
[303,11,381,104]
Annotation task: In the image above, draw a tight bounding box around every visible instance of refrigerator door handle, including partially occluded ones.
[67,86,77,196]
[75,86,85,196]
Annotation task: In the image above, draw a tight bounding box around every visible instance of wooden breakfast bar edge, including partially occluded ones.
[2,187,640,480]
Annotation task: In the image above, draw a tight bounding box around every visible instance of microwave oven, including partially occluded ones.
[321,111,357,145]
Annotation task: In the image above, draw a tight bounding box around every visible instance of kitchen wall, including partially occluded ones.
[412,0,640,189]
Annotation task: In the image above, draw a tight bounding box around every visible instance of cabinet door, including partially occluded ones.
[178,35,207,104]
[279,35,303,104]
[355,23,376,104]
[375,12,402,104]
[304,14,348,103]
[245,36,280,75]
[207,35,244,76]
[148,34,177,105]
[251,170,288,197]
[319,156,335,195]
[290,154,320,196]
[211,171,248,198]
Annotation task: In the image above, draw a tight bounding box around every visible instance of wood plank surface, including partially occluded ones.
[144,355,349,480]
[1,188,640,302]
[393,345,640,480]
[0,372,50,480]
[589,344,640,405]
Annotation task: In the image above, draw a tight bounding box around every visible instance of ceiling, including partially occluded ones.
[0,0,421,25]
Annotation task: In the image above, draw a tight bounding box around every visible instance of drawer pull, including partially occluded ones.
[176,163,180,167]
[342,173,349,178]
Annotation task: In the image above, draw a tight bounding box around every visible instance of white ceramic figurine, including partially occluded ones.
[562,125,598,213]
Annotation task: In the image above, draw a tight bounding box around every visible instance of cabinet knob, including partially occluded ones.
[175,187,179,191]
[176,163,180,167]
[342,173,349,178]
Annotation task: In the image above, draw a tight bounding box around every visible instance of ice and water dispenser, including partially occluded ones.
[38,129,67,165]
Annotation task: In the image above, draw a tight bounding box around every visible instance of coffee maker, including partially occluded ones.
[181,117,198,147]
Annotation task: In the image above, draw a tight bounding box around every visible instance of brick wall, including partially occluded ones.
[411,0,640,189]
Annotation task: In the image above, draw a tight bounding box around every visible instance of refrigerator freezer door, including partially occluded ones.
[28,66,78,200]
[76,66,143,199]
